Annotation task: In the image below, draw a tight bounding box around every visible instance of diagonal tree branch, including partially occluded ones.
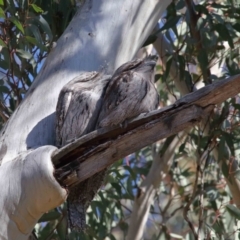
[52,73,240,187]
[126,32,192,239]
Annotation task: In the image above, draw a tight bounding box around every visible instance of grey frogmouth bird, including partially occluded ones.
[98,55,159,127]
[55,72,111,231]
[55,55,159,232]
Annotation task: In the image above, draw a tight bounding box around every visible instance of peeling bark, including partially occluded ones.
[0,146,67,240]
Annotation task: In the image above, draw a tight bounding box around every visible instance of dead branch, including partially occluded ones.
[52,74,240,187]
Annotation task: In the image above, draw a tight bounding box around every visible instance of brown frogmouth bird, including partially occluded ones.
[55,55,159,232]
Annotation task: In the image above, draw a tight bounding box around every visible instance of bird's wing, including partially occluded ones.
[55,87,72,147]
[56,72,108,147]
[59,90,101,146]
[98,71,149,127]
[67,169,107,231]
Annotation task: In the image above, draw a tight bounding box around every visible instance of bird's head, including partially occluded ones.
[142,55,158,68]
[113,55,158,78]
[134,55,158,77]
[137,55,158,70]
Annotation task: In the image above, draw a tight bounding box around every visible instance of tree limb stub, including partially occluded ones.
[52,74,240,187]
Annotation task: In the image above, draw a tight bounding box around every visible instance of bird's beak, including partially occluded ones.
[144,55,158,67]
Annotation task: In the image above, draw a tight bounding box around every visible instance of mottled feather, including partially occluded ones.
[55,72,111,231]
[98,55,159,127]
[55,55,159,232]
[56,72,110,146]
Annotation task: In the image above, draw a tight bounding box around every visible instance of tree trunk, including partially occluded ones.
[0,1,171,239]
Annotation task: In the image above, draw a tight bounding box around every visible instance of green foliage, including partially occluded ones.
[0,0,76,127]
[149,0,240,238]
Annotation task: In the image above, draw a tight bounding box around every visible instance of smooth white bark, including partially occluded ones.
[0,146,67,240]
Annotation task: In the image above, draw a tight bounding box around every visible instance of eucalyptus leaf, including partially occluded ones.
[38,211,61,222]
[142,34,158,47]
[36,15,53,42]
[197,50,208,74]
[8,16,24,34]
[233,23,240,32]
[159,16,181,32]
[0,39,7,48]
[25,36,38,46]
[56,216,68,240]
[214,23,234,48]
[30,3,44,13]
[0,7,5,18]
[16,49,33,60]
[0,86,9,93]
[226,205,240,220]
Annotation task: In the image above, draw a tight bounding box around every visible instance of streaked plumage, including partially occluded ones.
[98,55,159,127]
[55,55,159,232]
[55,72,111,231]
[56,72,110,146]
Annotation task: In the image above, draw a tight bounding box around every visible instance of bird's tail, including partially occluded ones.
[67,200,86,231]
[67,170,107,232]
